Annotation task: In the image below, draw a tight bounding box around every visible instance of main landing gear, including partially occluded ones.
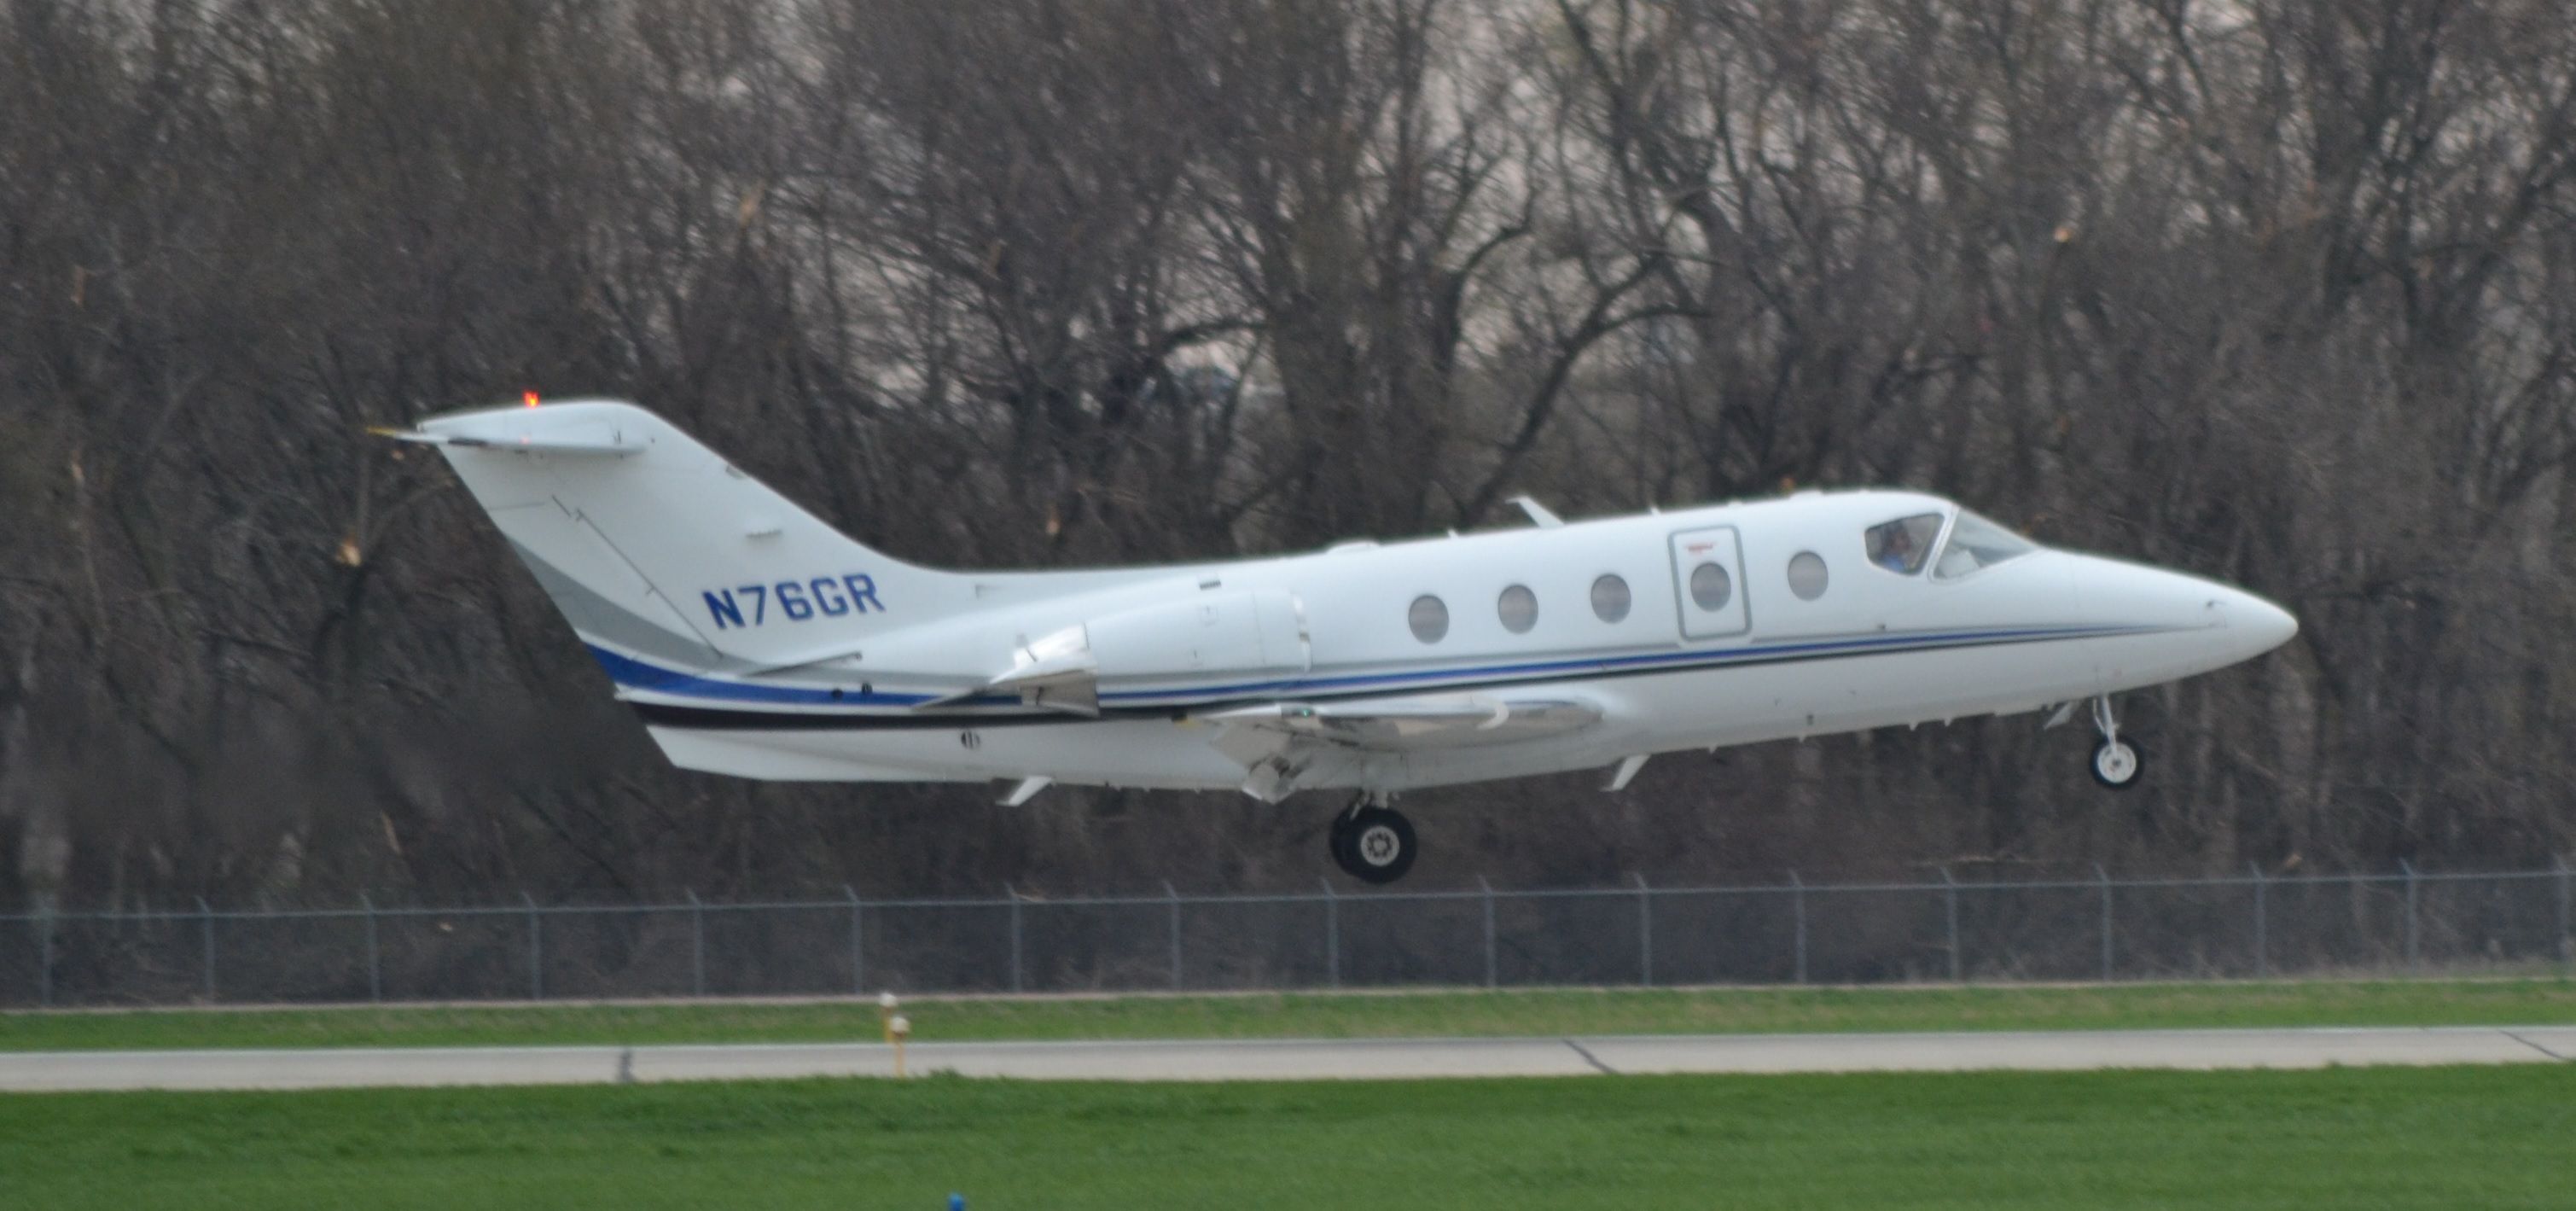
[2087,695,2143,790]
[1329,794,1418,884]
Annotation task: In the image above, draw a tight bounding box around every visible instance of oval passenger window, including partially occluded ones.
[1590,574,1631,623]
[1787,551,1829,600]
[1689,562,1732,611]
[1497,585,1538,633]
[1408,595,1450,643]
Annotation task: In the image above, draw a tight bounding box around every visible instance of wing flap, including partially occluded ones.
[1197,691,1602,801]
[1202,693,1602,752]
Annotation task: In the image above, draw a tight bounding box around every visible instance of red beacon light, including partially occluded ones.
[523,390,541,408]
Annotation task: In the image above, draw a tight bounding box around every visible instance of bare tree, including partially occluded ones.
[3,0,2573,913]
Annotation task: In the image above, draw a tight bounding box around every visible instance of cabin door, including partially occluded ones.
[1666,526,1750,640]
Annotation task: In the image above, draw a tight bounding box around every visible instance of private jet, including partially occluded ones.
[382,398,2298,883]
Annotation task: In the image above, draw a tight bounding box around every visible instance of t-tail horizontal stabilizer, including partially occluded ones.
[369,414,647,457]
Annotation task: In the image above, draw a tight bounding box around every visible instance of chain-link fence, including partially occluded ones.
[5,864,2571,1008]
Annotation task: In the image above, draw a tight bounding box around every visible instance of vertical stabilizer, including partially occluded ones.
[402,399,972,675]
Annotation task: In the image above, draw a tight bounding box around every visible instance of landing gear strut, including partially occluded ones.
[2087,695,2143,790]
[1329,794,1417,884]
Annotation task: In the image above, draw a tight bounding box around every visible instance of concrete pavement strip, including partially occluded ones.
[2,1026,2569,1092]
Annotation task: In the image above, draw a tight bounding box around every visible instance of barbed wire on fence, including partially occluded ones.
[5,863,2571,1009]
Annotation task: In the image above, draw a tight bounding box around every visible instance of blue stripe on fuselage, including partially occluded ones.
[584,622,2165,714]
[584,646,973,707]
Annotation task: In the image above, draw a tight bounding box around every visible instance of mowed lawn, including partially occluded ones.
[4,977,2573,1051]
[2,1066,2569,1210]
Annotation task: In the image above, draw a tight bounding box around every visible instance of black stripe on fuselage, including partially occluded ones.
[636,702,1113,731]
[628,627,2144,733]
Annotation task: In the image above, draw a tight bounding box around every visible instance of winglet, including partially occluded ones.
[999,776,1053,806]
[1603,754,1649,792]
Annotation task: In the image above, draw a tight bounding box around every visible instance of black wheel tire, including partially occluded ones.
[1327,812,1359,873]
[2090,737,2144,790]
[1335,806,1417,884]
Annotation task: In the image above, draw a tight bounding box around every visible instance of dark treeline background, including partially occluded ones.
[5,0,2574,911]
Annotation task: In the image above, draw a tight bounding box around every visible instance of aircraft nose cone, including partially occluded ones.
[2229,589,2298,656]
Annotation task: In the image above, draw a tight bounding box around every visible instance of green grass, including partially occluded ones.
[3,1066,2570,1209]
[4,977,2573,1052]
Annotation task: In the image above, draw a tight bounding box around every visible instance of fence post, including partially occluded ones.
[1634,873,1653,987]
[524,893,543,1000]
[1940,869,1961,983]
[2249,863,2267,978]
[36,901,54,1010]
[197,897,217,1001]
[1479,876,1497,989]
[1005,884,1024,994]
[2401,860,2420,975]
[1165,881,1183,992]
[687,889,707,997]
[2096,865,2114,982]
[362,894,381,1004]
[842,886,865,996]
[1322,879,1340,990]
[2557,857,2571,968]
[1790,872,1808,986]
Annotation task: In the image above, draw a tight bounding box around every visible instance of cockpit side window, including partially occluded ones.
[1933,510,2038,579]
[1864,514,1943,575]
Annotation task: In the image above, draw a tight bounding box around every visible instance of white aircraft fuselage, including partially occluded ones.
[392,399,2297,882]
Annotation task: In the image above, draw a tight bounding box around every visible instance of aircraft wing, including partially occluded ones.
[1198,693,1602,801]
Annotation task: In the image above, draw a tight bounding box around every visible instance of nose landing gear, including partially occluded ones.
[1329,794,1418,884]
[2087,695,2143,789]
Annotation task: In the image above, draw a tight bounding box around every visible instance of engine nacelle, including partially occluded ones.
[1089,589,1310,679]
[990,589,1310,712]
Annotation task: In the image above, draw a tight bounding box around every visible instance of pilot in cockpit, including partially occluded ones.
[1866,513,1943,575]
[1873,524,1919,572]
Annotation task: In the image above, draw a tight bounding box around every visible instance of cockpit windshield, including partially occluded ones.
[1864,514,1943,575]
[1933,510,2037,579]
